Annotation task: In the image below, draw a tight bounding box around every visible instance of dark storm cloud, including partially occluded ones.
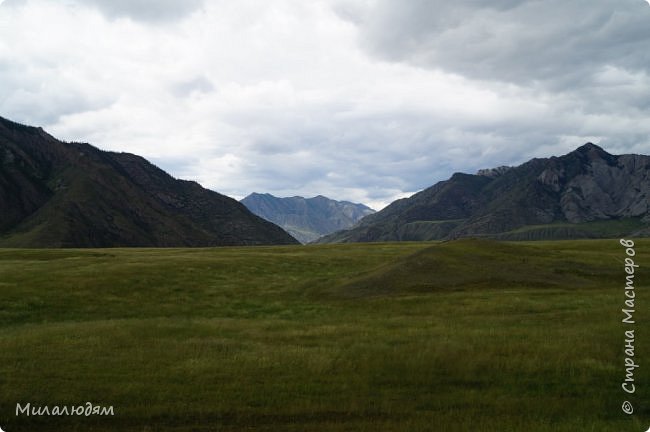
[350,0,650,88]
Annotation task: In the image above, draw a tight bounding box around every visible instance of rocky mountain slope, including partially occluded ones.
[319,143,650,243]
[241,193,375,243]
[0,116,297,247]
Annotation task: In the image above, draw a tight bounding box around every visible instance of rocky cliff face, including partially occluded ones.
[557,149,649,223]
[0,116,297,247]
[241,193,375,243]
[319,143,650,243]
[477,166,512,178]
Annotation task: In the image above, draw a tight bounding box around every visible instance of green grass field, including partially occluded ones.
[0,239,648,431]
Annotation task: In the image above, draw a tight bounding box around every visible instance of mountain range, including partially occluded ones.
[319,143,650,243]
[241,193,375,243]
[0,116,297,247]
[2,114,648,247]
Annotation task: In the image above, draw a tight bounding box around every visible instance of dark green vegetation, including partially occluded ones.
[241,193,375,244]
[0,239,648,431]
[0,116,297,247]
[493,217,650,241]
[319,143,650,243]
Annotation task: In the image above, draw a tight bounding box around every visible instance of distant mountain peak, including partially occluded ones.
[572,142,610,157]
[561,142,619,166]
[241,193,375,244]
[576,142,603,151]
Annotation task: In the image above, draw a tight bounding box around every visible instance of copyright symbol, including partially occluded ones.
[622,401,633,414]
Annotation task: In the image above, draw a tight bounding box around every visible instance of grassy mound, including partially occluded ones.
[338,239,620,297]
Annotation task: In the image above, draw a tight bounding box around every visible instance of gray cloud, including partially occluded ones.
[351,0,650,88]
[1,0,27,7]
[171,76,215,97]
[0,59,115,126]
[81,0,204,23]
[1,0,649,210]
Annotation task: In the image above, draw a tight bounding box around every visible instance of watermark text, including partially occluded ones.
[620,238,639,415]
[16,402,114,417]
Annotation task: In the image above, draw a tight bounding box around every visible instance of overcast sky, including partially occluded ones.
[1,0,650,209]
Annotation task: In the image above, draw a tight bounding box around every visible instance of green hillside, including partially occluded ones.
[0,240,647,431]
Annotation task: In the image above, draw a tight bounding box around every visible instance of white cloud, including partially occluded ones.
[0,0,649,210]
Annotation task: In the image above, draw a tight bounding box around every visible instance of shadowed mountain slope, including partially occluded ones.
[319,144,650,243]
[0,116,297,247]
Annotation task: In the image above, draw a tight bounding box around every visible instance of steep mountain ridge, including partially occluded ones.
[319,143,650,243]
[0,116,297,247]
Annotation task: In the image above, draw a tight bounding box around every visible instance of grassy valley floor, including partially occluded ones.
[0,239,647,431]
